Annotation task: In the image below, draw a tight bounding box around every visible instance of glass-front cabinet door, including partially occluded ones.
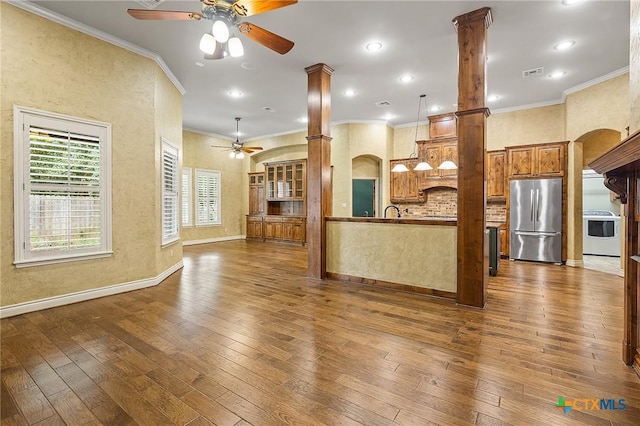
[294,163,304,198]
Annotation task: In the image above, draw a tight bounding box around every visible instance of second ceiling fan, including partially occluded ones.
[128,0,297,59]
[211,117,263,159]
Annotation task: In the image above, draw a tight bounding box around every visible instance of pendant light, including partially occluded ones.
[438,160,457,170]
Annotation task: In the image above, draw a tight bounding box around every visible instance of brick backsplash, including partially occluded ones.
[392,189,507,222]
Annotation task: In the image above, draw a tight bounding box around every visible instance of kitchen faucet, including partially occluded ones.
[384,205,401,218]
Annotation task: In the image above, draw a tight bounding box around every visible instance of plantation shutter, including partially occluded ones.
[162,142,179,244]
[196,170,221,225]
[28,126,102,252]
[182,168,192,226]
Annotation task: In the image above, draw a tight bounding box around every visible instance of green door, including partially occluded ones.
[352,179,375,217]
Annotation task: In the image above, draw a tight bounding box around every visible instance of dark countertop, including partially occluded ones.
[326,217,457,226]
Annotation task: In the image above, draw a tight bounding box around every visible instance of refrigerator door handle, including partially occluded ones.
[530,189,534,222]
[536,188,540,223]
[514,230,560,237]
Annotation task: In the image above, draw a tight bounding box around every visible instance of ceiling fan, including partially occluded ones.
[212,117,263,159]
[127,0,297,59]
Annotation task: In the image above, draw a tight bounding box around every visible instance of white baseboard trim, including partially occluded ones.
[566,259,585,268]
[0,261,183,319]
[182,235,245,246]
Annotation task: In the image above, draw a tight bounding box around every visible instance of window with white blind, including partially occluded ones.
[182,167,192,227]
[195,169,221,226]
[162,139,179,245]
[13,106,112,267]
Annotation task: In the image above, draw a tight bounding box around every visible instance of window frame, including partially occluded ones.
[13,105,112,268]
[181,167,193,227]
[161,139,180,246]
[195,169,222,227]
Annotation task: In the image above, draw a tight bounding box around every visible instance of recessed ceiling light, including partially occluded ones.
[195,62,204,67]
[263,106,276,112]
[562,0,581,5]
[228,90,243,98]
[383,113,395,120]
[487,95,500,102]
[240,62,256,70]
[429,106,441,112]
[344,89,356,97]
[298,117,308,123]
[549,71,567,79]
[399,74,414,83]
[365,41,383,52]
[554,40,575,50]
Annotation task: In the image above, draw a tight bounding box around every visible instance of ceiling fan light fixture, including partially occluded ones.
[212,19,230,43]
[199,33,216,55]
[228,37,244,57]
[236,151,245,159]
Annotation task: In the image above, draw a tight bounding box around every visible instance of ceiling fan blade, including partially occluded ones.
[211,145,232,149]
[232,0,297,17]
[127,9,202,21]
[204,42,226,60]
[239,22,294,55]
[242,146,264,153]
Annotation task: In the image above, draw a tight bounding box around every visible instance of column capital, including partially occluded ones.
[452,7,492,31]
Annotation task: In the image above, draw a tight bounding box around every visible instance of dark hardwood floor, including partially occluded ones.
[2,240,640,425]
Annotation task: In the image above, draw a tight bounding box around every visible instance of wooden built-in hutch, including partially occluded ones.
[246,159,307,245]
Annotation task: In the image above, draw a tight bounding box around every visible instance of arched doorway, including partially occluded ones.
[568,128,623,271]
[351,155,382,217]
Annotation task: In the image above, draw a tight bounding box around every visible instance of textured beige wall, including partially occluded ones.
[330,124,351,217]
[155,67,184,270]
[327,221,457,292]
[566,74,629,142]
[352,156,380,178]
[392,124,428,159]
[486,104,565,150]
[0,4,181,306]
[632,0,640,133]
[181,131,244,242]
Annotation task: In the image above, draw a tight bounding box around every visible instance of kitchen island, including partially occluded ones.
[326,217,457,298]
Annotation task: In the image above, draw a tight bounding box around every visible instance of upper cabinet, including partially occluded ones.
[486,150,506,200]
[390,158,423,203]
[415,138,458,189]
[266,160,306,200]
[429,113,457,140]
[265,159,306,216]
[506,141,567,179]
[248,172,265,215]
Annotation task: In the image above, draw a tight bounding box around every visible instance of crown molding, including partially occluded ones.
[562,66,629,100]
[491,99,564,115]
[183,127,233,141]
[5,0,186,95]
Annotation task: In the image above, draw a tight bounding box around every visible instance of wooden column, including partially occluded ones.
[305,63,334,279]
[453,7,492,308]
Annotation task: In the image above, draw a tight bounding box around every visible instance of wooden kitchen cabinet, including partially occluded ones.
[248,159,307,245]
[390,158,422,203]
[248,172,265,215]
[506,142,567,179]
[246,215,263,239]
[487,150,506,200]
[264,216,305,244]
[499,225,509,258]
[429,113,457,139]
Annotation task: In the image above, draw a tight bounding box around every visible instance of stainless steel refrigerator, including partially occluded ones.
[509,178,562,263]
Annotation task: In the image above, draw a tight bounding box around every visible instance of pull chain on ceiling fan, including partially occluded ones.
[211,117,264,159]
[127,0,297,60]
